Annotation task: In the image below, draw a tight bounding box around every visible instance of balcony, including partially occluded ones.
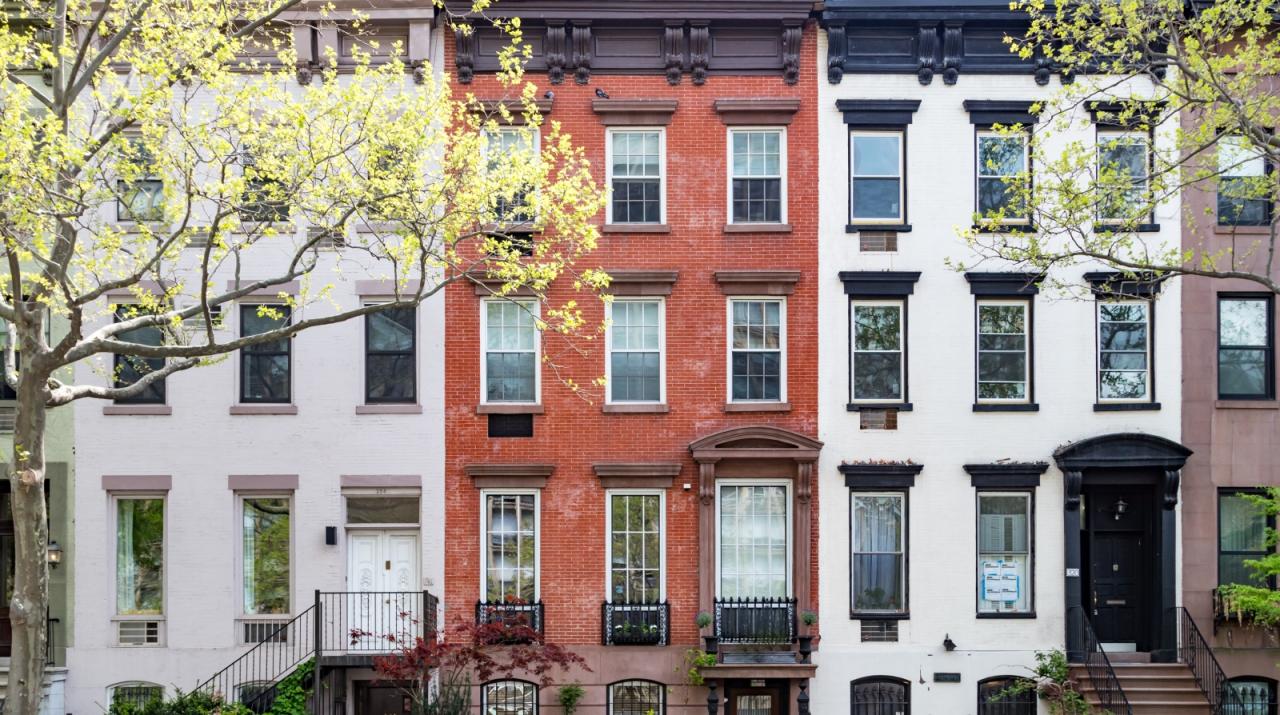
[475,600,544,641]
[714,597,796,646]
[602,602,669,646]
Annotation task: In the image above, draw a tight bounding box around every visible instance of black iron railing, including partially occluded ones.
[602,602,668,646]
[1174,606,1246,715]
[475,600,544,638]
[1070,606,1131,715]
[198,606,316,712]
[317,591,437,654]
[714,597,796,645]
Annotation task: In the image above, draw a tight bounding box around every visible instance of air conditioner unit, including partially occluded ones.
[117,620,161,646]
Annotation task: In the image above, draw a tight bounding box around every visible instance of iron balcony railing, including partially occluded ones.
[1069,606,1132,715]
[602,602,669,646]
[1174,606,1247,715]
[714,597,796,645]
[476,600,545,638]
[318,591,437,654]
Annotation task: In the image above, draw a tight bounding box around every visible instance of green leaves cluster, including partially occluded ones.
[1216,488,1280,628]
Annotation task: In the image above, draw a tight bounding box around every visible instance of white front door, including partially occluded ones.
[347,530,420,651]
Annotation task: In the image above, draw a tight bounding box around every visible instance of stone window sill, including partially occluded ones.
[723,401,791,413]
[103,405,173,416]
[476,403,544,415]
[723,223,792,234]
[847,402,913,412]
[1215,399,1279,410]
[602,224,670,234]
[230,404,299,415]
[1213,225,1272,235]
[973,403,1039,412]
[846,223,912,233]
[1094,402,1161,412]
[603,403,669,414]
[356,404,424,414]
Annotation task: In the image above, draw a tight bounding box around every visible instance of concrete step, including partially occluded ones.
[1070,662,1212,712]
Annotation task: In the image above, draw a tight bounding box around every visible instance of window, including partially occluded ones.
[977,493,1032,614]
[1228,677,1278,715]
[239,305,291,403]
[850,131,904,223]
[609,680,665,715]
[113,306,166,404]
[346,495,420,525]
[483,680,537,715]
[1219,296,1273,399]
[607,299,663,404]
[607,492,663,604]
[116,498,164,615]
[117,140,163,222]
[728,299,785,403]
[1096,130,1150,223]
[239,150,287,222]
[366,306,416,403]
[1218,135,1272,227]
[1219,491,1272,587]
[851,493,905,615]
[851,677,910,715]
[977,677,1036,715]
[482,300,539,404]
[1097,301,1151,402]
[718,483,789,598]
[976,301,1029,403]
[608,130,664,224]
[110,682,164,708]
[851,301,904,403]
[729,128,785,224]
[486,127,539,224]
[976,131,1029,222]
[483,493,537,602]
[242,497,289,615]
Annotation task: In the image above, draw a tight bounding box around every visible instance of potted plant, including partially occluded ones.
[798,611,817,655]
[696,611,717,653]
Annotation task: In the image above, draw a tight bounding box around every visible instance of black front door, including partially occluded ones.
[1091,531,1143,644]
[357,683,411,715]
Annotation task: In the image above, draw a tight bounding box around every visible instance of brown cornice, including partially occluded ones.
[471,99,555,124]
[593,99,679,126]
[606,270,679,296]
[714,270,801,296]
[714,98,802,125]
[470,275,539,297]
[443,1,811,21]
[465,463,555,489]
[594,462,682,489]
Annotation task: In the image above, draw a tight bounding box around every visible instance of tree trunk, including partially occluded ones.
[6,347,49,714]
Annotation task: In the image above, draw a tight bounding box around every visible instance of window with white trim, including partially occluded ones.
[717,482,790,598]
[483,493,537,602]
[485,127,539,224]
[116,497,164,616]
[482,299,539,404]
[1218,135,1272,227]
[241,496,290,615]
[851,493,905,615]
[608,129,664,224]
[977,492,1032,614]
[1096,130,1150,223]
[1097,300,1151,402]
[607,299,663,403]
[851,301,904,403]
[976,130,1029,222]
[607,492,663,604]
[729,128,785,224]
[976,300,1030,403]
[850,131,904,223]
[728,298,785,402]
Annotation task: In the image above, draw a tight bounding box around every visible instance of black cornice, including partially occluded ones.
[840,463,924,490]
[840,271,922,298]
[964,462,1048,489]
[964,100,1040,126]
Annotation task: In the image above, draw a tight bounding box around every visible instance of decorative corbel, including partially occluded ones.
[546,23,567,85]
[1162,469,1181,510]
[826,24,846,84]
[942,22,963,85]
[413,63,427,85]
[296,64,314,86]
[454,25,475,84]
[917,22,938,85]
[698,461,717,506]
[663,22,685,86]
[782,22,802,85]
[1034,56,1052,86]
[572,21,592,85]
[1064,469,1083,510]
[797,461,813,504]
[689,22,710,85]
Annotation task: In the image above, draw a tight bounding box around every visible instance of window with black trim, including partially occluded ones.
[975,130,1030,223]
[117,139,164,223]
[851,301,904,404]
[239,149,288,223]
[1097,300,1152,403]
[975,300,1030,404]
[977,493,1032,615]
[850,131,904,224]
[1218,295,1274,400]
[608,680,665,715]
[1096,129,1152,224]
[851,677,910,715]
[482,680,537,715]
[365,306,416,404]
[239,304,291,404]
[1218,135,1273,227]
[851,492,906,616]
[1228,676,1278,715]
[977,677,1036,714]
[113,305,166,404]
[1219,490,1274,587]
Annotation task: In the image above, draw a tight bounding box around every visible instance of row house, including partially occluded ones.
[813,1,1188,713]
[65,6,446,714]
[441,2,822,714]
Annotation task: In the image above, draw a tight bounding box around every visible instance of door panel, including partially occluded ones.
[1092,532,1143,645]
[347,531,420,651]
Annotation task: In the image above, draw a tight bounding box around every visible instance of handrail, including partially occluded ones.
[1069,605,1132,715]
[1173,606,1246,715]
[196,605,316,712]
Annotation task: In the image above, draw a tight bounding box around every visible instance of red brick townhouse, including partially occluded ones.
[442,2,820,714]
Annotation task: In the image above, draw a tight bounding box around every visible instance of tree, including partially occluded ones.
[0,1,606,711]
[1216,488,1280,629]
[961,0,1279,293]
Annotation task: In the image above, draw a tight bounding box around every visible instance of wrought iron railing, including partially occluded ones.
[476,600,545,637]
[1174,606,1246,715]
[317,591,436,654]
[714,597,796,645]
[1070,606,1132,715]
[602,602,668,646]
[198,606,316,712]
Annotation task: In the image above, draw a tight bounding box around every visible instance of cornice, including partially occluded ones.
[592,99,679,126]
[714,270,801,296]
[714,98,802,126]
[606,270,680,296]
[443,0,811,21]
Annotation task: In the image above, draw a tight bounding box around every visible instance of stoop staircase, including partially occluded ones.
[1069,607,1244,715]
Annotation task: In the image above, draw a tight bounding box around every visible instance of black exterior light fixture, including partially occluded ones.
[1111,498,1129,521]
[943,634,956,652]
[325,526,337,546]
[47,540,62,568]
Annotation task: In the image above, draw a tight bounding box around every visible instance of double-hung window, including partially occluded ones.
[1096,130,1151,224]
[1218,295,1274,399]
[239,305,291,403]
[1219,491,1272,587]
[239,149,288,222]
[977,493,1033,614]
[113,306,166,404]
[728,299,784,403]
[851,301,904,404]
[116,497,164,616]
[849,131,904,224]
[117,139,164,222]
[976,131,1029,223]
[483,493,538,602]
[976,301,1030,403]
[365,306,416,403]
[1218,135,1272,227]
[482,299,539,404]
[242,496,290,615]
[607,299,663,404]
[851,493,906,615]
[486,127,539,225]
[608,130,664,224]
[1097,301,1151,402]
[729,128,785,224]
[718,483,790,598]
[607,492,663,604]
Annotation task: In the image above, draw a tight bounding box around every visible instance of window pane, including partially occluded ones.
[243,498,290,615]
[368,309,415,351]
[979,678,1036,714]
[852,495,904,613]
[978,136,1026,177]
[854,304,903,401]
[114,307,167,404]
[610,682,663,715]
[978,304,1028,401]
[484,681,537,715]
[1228,680,1275,715]
[855,306,901,351]
[853,135,900,175]
[346,496,420,525]
[719,485,788,598]
[852,178,902,219]
[243,354,291,402]
[486,495,536,601]
[730,300,783,401]
[1221,299,1269,347]
[852,680,908,715]
[117,499,164,615]
[610,495,661,604]
[611,131,661,224]
[1220,349,1269,397]
[978,494,1031,613]
[1099,302,1149,400]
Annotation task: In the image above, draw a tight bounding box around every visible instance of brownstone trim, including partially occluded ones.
[723,223,792,234]
[603,403,670,413]
[476,403,545,415]
[355,404,424,414]
[355,279,423,296]
[723,401,791,413]
[466,463,555,490]
[471,278,539,297]
[701,663,817,680]
[228,474,299,491]
[102,475,172,492]
[340,474,422,489]
[606,270,679,297]
[592,99,678,126]
[713,98,801,125]
[714,270,801,295]
[224,280,301,296]
[230,404,299,415]
[594,462,681,489]
[470,99,554,123]
[102,405,173,416]
[601,224,671,234]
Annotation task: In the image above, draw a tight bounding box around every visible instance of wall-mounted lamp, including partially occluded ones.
[47,540,62,568]
[1110,498,1129,521]
[943,634,956,652]
[325,526,337,546]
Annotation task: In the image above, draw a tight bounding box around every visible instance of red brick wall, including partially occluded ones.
[443,23,820,650]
